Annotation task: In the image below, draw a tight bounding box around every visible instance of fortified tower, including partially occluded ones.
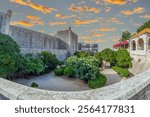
[0,10,12,34]
[56,27,78,53]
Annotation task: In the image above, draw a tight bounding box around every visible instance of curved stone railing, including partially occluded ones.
[0,70,150,100]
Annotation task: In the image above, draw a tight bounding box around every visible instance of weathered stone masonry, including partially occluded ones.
[1,69,150,100]
[9,25,70,60]
[0,10,12,34]
[0,10,78,60]
[9,25,68,50]
[56,27,78,53]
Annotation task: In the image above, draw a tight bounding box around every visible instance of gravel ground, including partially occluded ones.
[13,69,122,92]
[14,72,90,92]
[101,69,122,86]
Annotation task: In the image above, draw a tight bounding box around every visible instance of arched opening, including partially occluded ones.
[131,40,136,51]
[148,38,150,50]
[138,38,144,50]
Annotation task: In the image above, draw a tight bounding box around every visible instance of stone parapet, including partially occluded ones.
[0,69,150,100]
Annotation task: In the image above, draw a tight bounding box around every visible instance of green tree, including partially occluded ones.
[137,20,150,33]
[74,51,92,58]
[115,49,132,68]
[23,54,44,74]
[0,33,20,77]
[120,31,131,41]
[100,48,116,66]
[94,52,102,67]
[39,51,59,72]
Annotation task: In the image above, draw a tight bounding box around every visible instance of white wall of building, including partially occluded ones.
[130,33,150,61]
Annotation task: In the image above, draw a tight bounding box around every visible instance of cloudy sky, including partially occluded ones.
[0,0,150,50]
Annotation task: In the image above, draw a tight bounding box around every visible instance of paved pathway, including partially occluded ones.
[101,69,122,86]
[13,69,122,92]
[14,72,90,92]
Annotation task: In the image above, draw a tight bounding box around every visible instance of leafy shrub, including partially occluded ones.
[58,61,64,65]
[88,73,107,89]
[65,56,100,81]
[15,54,26,71]
[23,54,44,74]
[54,67,65,76]
[115,49,132,68]
[112,66,131,77]
[31,82,38,88]
[74,57,100,81]
[63,66,75,77]
[65,56,79,66]
[137,20,150,33]
[0,33,21,77]
[74,51,80,57]
[39,51,59,72]
[100,48,116,63]
[94,52,102,67]
[74,51,92,58]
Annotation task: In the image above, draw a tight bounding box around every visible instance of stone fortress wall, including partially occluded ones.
[0,10,78,60]
[9,25,69,50]
[9,25,70,60]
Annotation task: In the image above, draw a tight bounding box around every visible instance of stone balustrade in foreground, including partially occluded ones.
[0,70,150,100]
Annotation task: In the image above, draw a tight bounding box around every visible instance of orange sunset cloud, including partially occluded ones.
[84,40,94,43]
[81,33,104,39]
[49,22,67,26]
[93,0,100,4]
[104,0,126,5]
[26,15,44,25]
[95,39,106,43]
[10,0,55,14]
[95,28,116,32]
[121,7,144,16]
[105,18,123,24]
[55,13,77,19]
[73,19,98,26]
[11,20,34,27]
[69,5,100,13]
[84,39,105,43]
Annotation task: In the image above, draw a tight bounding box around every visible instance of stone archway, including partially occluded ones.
[138,38,144,50]
[131,40,136,51]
